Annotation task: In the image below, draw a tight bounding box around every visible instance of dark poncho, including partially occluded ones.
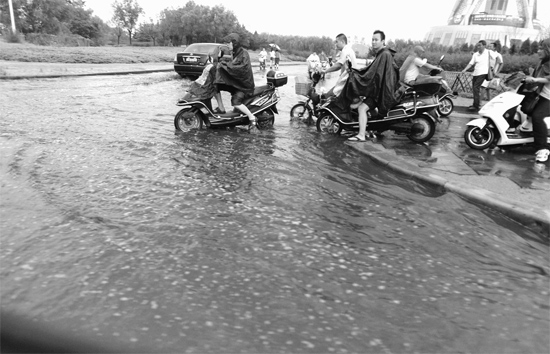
[339,46,399,115]
[215,45,255,95]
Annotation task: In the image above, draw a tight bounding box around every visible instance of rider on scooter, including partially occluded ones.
[524,38,550,163]
[342,30,399,142]
[215,33,257,128]
[399,45,442,85]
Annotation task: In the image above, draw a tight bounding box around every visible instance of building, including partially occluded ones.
[425,0,542,47]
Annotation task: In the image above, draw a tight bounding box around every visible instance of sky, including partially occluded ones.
[87,0,550,42]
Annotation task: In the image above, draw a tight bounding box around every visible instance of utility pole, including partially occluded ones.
[8,0,16,33]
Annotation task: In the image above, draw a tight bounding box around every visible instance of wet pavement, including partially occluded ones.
[1,64,549,353]
[1,60,548,234]
[345,98,550,234]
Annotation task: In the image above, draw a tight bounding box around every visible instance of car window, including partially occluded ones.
[185,44,216,53]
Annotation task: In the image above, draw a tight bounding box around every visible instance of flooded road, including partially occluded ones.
[1,68,548,353]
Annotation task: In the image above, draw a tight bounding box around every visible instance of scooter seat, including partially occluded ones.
[251,85,270,97]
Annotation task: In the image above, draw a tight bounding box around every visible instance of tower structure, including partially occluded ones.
[425,0,542,47]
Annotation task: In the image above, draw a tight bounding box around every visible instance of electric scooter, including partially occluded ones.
[174,70,288,131]
[316,79,441,143]
[464,82,550,150]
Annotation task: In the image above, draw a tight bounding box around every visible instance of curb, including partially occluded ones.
[347,142,550,236]
[0,68,174,80]
[0,62,303,80]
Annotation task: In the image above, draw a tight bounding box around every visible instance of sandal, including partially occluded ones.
[213,108,226,114]
[347,135,366,142]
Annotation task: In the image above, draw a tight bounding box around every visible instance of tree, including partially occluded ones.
[136,19,160,45]
[530,40,539,54]
[519,38,531,55]
[110,20,124,45]
[158,8,185,46]
[112,0,143,45]
[493,39,502,53]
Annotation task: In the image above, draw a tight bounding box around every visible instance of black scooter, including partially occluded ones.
[422,55,457,117]
[316,80,442,143]
[174,71,288,131]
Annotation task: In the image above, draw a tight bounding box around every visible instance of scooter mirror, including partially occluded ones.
[439,55,445,63]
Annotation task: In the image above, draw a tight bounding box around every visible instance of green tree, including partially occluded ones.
[158,8,184,46]
[136,19,160,45]
[519,38,531,55]
[530,40,539,54]
[112,0,143,45]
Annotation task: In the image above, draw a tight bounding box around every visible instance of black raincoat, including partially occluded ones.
[215,45,255,95]
[339,46,399,115]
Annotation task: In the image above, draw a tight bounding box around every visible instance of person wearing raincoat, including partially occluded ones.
[215,33,257,128]
[343,30,399,142]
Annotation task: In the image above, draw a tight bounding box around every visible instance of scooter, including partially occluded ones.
[174,70,288,131]
[290,71,325,124]
[464,81,550,150]
[420,55,457,117]
[316,80,441,143]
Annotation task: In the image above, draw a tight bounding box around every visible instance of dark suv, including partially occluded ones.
[173,43,230,78]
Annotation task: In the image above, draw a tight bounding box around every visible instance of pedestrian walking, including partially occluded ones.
[461,40,501,111]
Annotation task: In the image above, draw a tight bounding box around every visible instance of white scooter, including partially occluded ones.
[464,82,550,150]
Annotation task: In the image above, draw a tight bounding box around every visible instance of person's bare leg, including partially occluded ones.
[214,92,226,112]
[350,102,369,140]
[235,104,256,127]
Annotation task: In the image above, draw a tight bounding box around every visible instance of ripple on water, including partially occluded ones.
[0,73,548,353]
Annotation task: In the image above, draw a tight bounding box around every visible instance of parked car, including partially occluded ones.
[174,43,230,79]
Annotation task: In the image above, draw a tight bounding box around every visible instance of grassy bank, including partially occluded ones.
[0,40,303,64]
[0,41,177,63]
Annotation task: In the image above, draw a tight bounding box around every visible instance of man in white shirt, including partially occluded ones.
[320,33,357,97]
[399,45,442,84]
[462,40,501,111]
[259,48,267,70]
[306,52,320,79]
[485,42,504,100]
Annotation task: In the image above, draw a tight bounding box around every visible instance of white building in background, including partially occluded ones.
[425,0,543,47]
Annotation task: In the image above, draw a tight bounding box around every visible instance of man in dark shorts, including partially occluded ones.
[215,33,257,127]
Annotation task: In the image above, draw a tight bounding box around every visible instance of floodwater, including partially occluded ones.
[1,67,548,354]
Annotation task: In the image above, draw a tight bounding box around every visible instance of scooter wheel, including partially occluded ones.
[316,114,342,134]
[407,114,436,143]
[256,108,275,130]
[464,126,495,150]
[174,108,203,131]
[290,103,313,121]
[438,97,454,117]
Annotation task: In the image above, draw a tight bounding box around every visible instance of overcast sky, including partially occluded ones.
[86,0,550,42]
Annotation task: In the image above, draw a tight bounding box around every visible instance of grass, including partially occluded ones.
[0,40,302,64]
[0,40,177,63]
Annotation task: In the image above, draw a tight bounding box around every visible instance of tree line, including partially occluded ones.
[1,0,547,60]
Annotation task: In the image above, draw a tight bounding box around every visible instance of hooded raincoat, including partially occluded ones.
[215,43,255,95]
[339,46,399,115]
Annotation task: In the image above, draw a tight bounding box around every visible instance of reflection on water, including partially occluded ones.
[0,72,548,353]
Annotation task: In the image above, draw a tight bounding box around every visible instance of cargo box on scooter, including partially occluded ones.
[267,70,288,87]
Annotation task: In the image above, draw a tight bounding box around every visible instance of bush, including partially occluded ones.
[394,50,539,74]
[25,33,91,46]
[6,30,24,43]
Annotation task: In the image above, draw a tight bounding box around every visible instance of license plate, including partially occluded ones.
[186,57,197,62]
